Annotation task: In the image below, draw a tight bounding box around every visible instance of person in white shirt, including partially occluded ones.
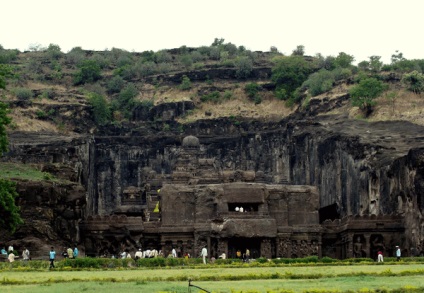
[201,246,208,264]
[135,248,143,259]
[171,248,177,258]
[22,247,30,261]
[8,252,17,263]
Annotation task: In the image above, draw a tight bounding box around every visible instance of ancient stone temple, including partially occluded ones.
[3,116,422,260]
[80,134,406,259]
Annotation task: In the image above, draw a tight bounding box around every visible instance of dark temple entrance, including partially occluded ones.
[228,238,261,259]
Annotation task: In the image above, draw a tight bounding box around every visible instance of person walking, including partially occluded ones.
[377,250,384,262]
[49,247,56,269]
[201,246,208,264]
[396,246,401,261]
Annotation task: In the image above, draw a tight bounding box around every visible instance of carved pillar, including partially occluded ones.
[364,234,371,258]
[261,239,272,259]
[346,234,354,258]
[217,239,228,257]
[318,240,322,258]
[207,236,211,261]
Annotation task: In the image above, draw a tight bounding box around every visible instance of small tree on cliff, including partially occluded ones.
[349,77,387,116]
[0,64,23,233]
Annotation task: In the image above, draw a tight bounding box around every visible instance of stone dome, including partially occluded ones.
[182,135,200,147]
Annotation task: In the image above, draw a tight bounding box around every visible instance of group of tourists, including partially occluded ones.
[1,244,30,263]
[118,248,163,259]
[50,245,78,268]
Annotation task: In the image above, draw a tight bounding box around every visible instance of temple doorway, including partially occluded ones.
[228,238,261,259]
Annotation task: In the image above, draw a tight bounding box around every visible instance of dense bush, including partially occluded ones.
[235,56,253,79]
[111,83,138,119]
[179,75,192,90]
[302,69,335,96]
[402,70,424,95]
[180,54,193,69]
[154,50,172,63]
[13,87,33,100]
[88,92,111,125]
[106,75,125,94]
[244,82,262,104]
[73,60,102,85]
[272,55,314,103]
[0,46,18,64]
[200,91,221,103]
[66,47,86,66]
[46,43,63,60]
[135,61,156,77]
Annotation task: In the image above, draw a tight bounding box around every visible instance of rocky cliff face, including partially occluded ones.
[2,101,424,257]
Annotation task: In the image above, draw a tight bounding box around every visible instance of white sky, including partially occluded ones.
[1,0,423,64]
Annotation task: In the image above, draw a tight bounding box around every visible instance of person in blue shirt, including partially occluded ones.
[396,246,401,261]
[49,247,56,268]
[1,247,7,255]
[73,246,79,259]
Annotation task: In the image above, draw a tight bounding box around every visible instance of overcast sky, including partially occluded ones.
[2,0,423,64]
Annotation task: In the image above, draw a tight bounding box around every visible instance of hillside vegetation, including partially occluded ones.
[1,40,424,134]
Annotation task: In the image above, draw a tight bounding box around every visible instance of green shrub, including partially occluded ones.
[90,53,109,69]
[154,50,172,63]
[200,91,221,103]
[302,69,335,96]
[332,67,352,81]
[107,75,125,94]
[190,50,205,62]
[111,83,138,119]
[115,64,136,81]
[180,54,193,68]
[235,56,253,79]
[157,62,173,74]
[223,90,233,100]
[0,46,18,64]
[13,87,33,100]
[179,75,192,90]
[117,55,133,68]
[244,82,262,104]
[66,47,86,66]
[272,55,314,103]
[46,43,63,60]
[88,92,111,125]
[73,60,102,85]
[40,88,55,99]
[402,70,424,95]
[349,77,388,114]
[135,61,156,77]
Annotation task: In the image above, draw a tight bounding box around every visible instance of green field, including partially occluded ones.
[2,264,424,292]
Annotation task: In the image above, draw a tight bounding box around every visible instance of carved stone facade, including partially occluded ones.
[81,135,406,259]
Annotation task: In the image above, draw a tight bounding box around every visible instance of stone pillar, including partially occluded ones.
[261,239,272,259]
[347,234,354,258]
[207,236,211,261]
[318,239,322,258]
[364,234,371,258]
[217,239,228,257]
